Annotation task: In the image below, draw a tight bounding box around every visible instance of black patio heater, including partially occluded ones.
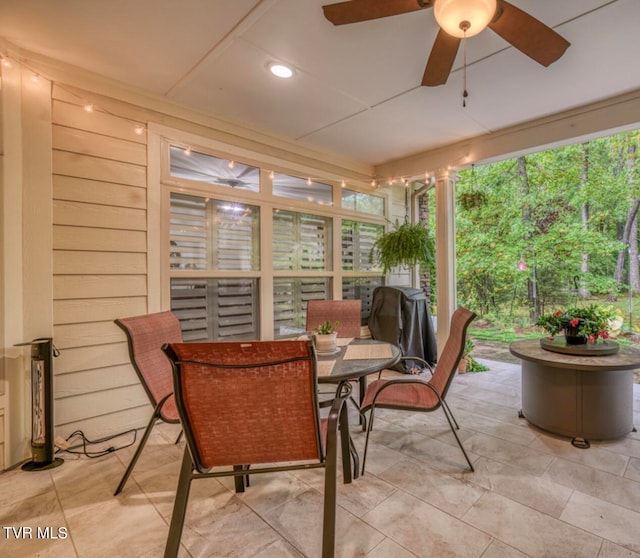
[14,338,63,471]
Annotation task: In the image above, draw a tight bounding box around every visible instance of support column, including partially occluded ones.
[0,59,54,468]
[1,59,27,468]
[434,170,457,355]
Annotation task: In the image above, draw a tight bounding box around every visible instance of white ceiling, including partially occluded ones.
[1,0,639,167]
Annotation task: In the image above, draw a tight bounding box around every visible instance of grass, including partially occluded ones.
[467,327,540,344]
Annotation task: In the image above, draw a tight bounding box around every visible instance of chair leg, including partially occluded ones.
[164,447,194,558]
[356,377,367,431]
[114,408,160,495]
[442,399,460,430]
[338,403,352,484]
[441,405,474,472]
[322,413,339,558]
[360,407,376,476]
[174,430,183,444]
[233,465,246,493]
[349,436,360,480]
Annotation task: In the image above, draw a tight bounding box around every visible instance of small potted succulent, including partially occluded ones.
[313,320,340,353]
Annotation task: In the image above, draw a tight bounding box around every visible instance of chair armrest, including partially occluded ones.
[326,385,349,432]
[399,356,434,375]
[376,356,433,379]
[370,376,444,407]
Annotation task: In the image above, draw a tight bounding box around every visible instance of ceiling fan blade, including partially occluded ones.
[422,29,460,86]
[323,0,432,26]
[489,0,570,67]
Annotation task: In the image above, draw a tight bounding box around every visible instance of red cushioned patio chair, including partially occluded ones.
[161,340,349,558]
[360,306,477,475]
[113,310,183,495]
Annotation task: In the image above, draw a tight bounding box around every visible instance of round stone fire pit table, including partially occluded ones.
[509,338,640,448]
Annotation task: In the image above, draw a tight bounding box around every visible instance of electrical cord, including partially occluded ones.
[55,429,138,458]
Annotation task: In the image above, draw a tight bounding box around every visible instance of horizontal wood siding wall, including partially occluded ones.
[51,85,151,438]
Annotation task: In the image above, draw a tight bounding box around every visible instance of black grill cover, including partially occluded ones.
[368,286,437,372]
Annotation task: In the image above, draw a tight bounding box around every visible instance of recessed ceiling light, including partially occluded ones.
[267,62,294,79]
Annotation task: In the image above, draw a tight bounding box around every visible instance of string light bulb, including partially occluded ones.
[1,57,11,69]
[134,124,144,135]
[31,73,40,83]
[269,170,275,180]
[307,177,312,185]
[228,160,235,169]
[184,146,192,156]
[341,179,346,188]
[83,104,94,113]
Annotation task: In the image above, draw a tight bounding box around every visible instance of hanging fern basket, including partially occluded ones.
[372,221,435,274]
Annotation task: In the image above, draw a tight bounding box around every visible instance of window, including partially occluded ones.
[341,189,384,216]
[272,173,333,205]
[273,210,332,271]
[169,192,260,340]
[169,146,259,192]
[273,278,330,338]
[170,193,259,271]
[171,278,259,341]
[342,277,383,324]
[342,220,384,323]
[164,141,387,342]
[272,209,333,336]
[341,220,382,272]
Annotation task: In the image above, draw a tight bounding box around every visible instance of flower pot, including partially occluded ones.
[564,325,587,345]
[458,356,469,373]
[314,333,337,353]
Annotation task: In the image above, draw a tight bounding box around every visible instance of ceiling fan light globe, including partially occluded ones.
[434,0,497,38]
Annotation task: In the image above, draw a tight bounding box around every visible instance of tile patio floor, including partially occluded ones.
[2,358,640,558]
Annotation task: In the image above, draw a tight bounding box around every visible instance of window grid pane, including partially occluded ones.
[273,210,332,271]
[342,220,383,272]
[170,193,259,271]
[272,173,333,205]
[273,278,330,338]
[342,277,384,324]
[169,145,260,192]
[171,278,259,341]
[341,189,384,216]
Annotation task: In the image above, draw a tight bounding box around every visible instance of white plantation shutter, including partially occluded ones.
[170,193,260,341]
[213,202,259,270]
[273,210,331,271]
[170,193,207,270]
[170,193,259,271]
[171,278,258,341]
[342,277,383,323]
[342,220,382,272]
[273,278,330,338]
[342,220,384,323]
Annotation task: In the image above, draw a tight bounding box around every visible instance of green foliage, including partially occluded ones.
[461,336,490,372]
[463,336,475,356]
[372,220,434,274]
[314,320,339,334]
[455,131,639,324]
[467,358,490,372]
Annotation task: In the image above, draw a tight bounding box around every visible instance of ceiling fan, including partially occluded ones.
[322,0,570,86]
